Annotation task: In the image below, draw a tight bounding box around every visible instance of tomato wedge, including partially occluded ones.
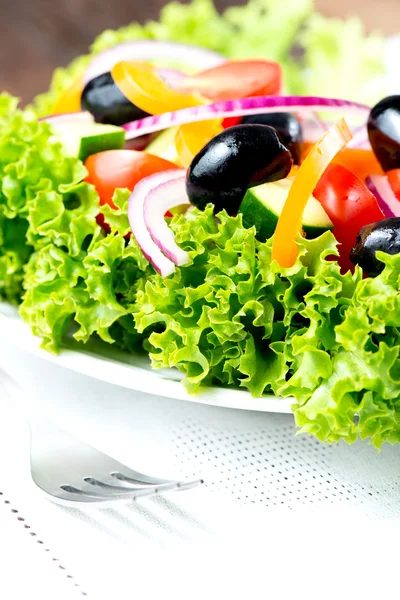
[387,169,400,200]
[314,164,384,272]
[85,150,178,209]
[178,60,282,102]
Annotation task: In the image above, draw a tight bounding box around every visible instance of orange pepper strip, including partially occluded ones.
[272,118,352,268]
[333,147,384,181]
[52,75,84,114]
[175,120,223,168]
[111,61,207,115]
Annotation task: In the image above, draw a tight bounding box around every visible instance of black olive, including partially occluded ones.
[81,72,149,126]
[241,112,303,164]
[350,217,400,276]
[367,95,400,171]
[186,124,292,215]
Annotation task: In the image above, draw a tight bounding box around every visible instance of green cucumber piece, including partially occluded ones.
[146,127,179,163]
[239,178,333,242]
[55,122,125,162]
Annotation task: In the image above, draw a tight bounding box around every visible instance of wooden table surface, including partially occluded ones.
[1,0,398,103]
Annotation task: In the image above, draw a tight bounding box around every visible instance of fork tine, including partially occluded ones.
[49,478,203,504]
[122,479,204,500]
[79,477,183,496]
[110,469,176,486]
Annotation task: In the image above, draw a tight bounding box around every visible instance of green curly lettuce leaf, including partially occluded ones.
[0,94,98,302]
[134,209,354,395]
[20,189,153,353]
[33,0,385,116]
[291,252,400,448]
[288,13,386,104]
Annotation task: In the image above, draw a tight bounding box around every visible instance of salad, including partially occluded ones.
[1,0,400,449]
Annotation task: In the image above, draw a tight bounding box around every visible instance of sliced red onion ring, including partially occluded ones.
[128,169,186,276]
[144,175,190,265]
[84,41,225,85]
[41,111,94,127]
[366,174,400,218]
[123,95,370,141]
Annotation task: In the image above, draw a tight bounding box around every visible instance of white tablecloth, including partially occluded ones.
[1,359,400,600]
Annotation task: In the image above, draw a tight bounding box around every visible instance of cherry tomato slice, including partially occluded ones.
[85,150,178,209]
[387,169,400,200]
[111,61,206,115]
[314,164,384,272]
[178,60,282,102]
[52,75,84,114]
[222,116,242,129]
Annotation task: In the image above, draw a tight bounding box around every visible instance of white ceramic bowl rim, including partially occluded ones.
[0,303,293,414]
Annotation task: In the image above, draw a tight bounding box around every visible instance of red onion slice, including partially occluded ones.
[128,169,186,276]
[143,175,190,265]
[41,111,94,127]
[123,95,370,141]
[84,41,225,85]
[366,174,400,218]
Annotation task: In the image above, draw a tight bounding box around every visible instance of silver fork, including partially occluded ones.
[0,369,202,505]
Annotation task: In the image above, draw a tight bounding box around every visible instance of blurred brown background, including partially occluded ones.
[1,0,399,103]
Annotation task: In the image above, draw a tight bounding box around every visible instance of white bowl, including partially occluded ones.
[0,302,293,414]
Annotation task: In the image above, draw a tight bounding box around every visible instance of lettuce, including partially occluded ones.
[0,94,98,302]
[13,182,400,447]
[33,0,385,116]
[20,190,153,352]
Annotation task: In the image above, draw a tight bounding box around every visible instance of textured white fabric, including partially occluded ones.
[1,355,400,600]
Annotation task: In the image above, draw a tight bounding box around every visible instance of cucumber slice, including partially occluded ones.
[146,127,180,163]
[239,178,333,242]
[54,122,125,162]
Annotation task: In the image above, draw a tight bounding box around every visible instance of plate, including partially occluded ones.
[0,302,293,414]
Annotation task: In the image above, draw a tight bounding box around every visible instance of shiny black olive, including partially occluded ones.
[186,124,292,215]
[350,217,400,276]
[367,95,400,171]
[241,112,303,164]
[81,72,149,126]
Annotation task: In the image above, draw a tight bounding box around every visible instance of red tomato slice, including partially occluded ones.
[222,116,242,129]
[179,60,282,102]
[85,150,178,209]
[314,164,384,272]
[387,169,400,200]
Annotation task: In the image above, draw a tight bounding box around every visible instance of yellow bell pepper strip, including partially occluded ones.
[52,75,83,114]
[111,61,207,115]
[271,118,352,268]
[175,119,223,167]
